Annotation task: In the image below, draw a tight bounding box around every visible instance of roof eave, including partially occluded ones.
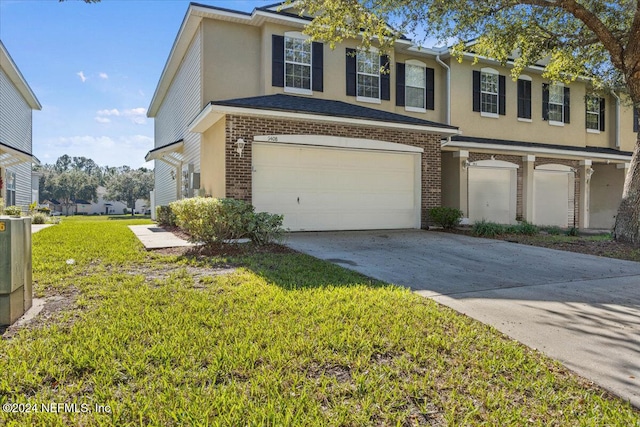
[0,40,41,110]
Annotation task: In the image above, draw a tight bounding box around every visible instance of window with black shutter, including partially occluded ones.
[517,78,532,119]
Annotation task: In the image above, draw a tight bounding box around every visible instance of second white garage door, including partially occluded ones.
[252,139,421,231]
[467,160,518,224]
[533,165,574,227]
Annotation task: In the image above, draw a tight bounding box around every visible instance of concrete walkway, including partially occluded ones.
[32,224,54,233]
[285,229,640,408]
[128,225,194,249]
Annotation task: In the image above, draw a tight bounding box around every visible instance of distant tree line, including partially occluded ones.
[34,155,154,216]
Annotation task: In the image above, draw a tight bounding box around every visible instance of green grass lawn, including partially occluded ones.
[1,216,638,426]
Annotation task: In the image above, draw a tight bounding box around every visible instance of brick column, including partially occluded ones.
[522,155,535,222]
[578,160,592,229]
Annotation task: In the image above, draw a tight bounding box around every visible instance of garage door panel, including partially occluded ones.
[253,143,420,231]
[468,167,516,224]
[533,170,571,227]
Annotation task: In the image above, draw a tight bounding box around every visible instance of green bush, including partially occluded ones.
[156,205,176,227]
[248,211,285,245]
[541,226,562,235]
[472,220,505,237]
[513,221,539,236]
[3,205,22,217]
[428,207,463,229]
[31,212,48,224]
[37,207,51,214]
[566,227,580,237]
[170,197,285,246]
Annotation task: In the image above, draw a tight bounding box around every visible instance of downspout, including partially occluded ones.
[612,91,621,148]
[436,54,451,145]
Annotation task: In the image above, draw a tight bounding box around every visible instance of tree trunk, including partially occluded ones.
[613,135,640,243]
[613,76,640,244]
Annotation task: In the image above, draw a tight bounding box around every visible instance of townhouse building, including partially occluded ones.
[147,2,633,231]
[0,40,41,211]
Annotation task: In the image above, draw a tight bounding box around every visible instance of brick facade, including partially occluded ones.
[224,114,443,228]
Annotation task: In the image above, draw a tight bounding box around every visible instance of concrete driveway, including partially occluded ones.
[285,229,640,408]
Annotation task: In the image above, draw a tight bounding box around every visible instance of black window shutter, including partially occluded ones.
[472,70,481,112]
[599,98,606,131]
[312,42,323,92]
[635,107,639,132]
[563,86,571,124]
[517,79,531,119]
[346,48,356,96]
[396,63,405,106]
[380,55,390,101]
[542,83,549,121]
[426,67,435,110]
[498,75,506,115]
[272,35,284,87]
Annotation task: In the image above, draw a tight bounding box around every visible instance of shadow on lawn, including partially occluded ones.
[108,215,151,221]
[173,244,384,290]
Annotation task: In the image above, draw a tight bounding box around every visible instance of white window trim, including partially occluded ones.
[356,48,380,103]
[517,75,532,121]
[586,95,600,132]
[480,67,499,117]
[405,59,427,112]
[284,31,313,94]
[517,118,533,123]
[548,83,564,124]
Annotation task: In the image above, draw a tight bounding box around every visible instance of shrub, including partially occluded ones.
[31,212,48,224]
[428,207,463,229]
[542,226,562,235]
[156,205,176,227]
[123,208,129,215]
[37,207,51,214]
[566,227,580,237]
[248,211,285,245]
[472,220,505,237]
[513,221,539,236]
[171,197,285,246]
[3,205,22,217]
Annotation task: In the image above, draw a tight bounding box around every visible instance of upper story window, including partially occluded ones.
[285,35,311,93]
[473,68,505,117]
[481,70,499,116]
[517,75,532,121]
[396,60,435,112]
[357,50,380,101]
[272,33,323,93]
[405,63,426,109]
[543,83,570,125]
[586,96,605,132]
[346,48,390,103]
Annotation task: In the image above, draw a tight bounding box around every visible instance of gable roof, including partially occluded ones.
[0,40,41,110]
[148,2,414,117]
[189,94,458,135]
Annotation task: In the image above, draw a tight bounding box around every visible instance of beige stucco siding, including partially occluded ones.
[202,19,261,103]
[0,67,33,208]
[154,28,203,206]
[619,100,638,153]
[448,58,617,149]
[200,117,226,198]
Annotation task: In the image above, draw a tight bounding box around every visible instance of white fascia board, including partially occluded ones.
[144,141,185,162]
[190,104,460,136]
[0,41,41,110]
[447,140,632,162]
[254,135,424,153]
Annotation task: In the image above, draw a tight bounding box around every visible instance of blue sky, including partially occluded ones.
[0,0,269,168]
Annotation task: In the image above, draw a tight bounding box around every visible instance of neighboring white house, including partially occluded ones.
[47,186,150,215]
[0,40,41,210]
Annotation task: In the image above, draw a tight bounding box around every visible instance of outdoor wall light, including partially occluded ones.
[462,159,471,170]
[170,170,176,180]
[236,138,246,158]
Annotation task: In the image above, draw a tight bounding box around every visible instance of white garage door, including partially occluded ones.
[533,166,574,227]
[252,141,421,231]
[468,160,518,224]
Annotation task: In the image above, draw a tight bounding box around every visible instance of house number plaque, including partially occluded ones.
[0,222,5,232]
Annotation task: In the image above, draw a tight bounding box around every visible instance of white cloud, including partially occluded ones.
[95,107,147,125]
[76,71,87,83]
[94,117,111,124]
[99,72,109,79]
